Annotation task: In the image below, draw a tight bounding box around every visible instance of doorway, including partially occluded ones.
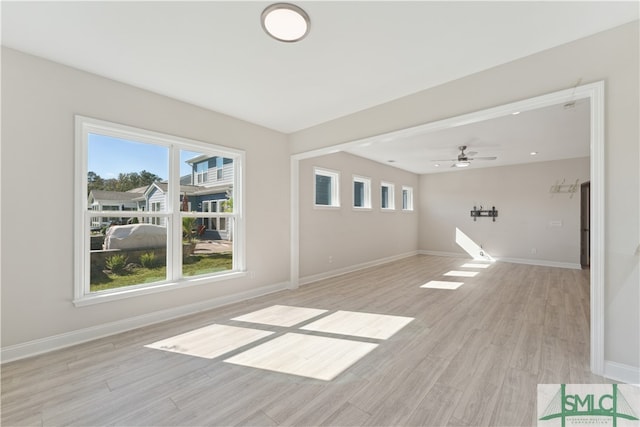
[581,181,590,268]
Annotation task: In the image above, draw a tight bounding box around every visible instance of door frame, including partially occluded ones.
[290,81,605,376]
[581,181,591,268]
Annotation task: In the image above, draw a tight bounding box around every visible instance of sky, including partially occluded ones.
[88,134,200,179]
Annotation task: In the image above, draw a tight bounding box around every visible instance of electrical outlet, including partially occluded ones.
[531,248,537,255]
[328,255,333,264]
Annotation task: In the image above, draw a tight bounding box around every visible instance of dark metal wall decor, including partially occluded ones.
[471,206,498,222]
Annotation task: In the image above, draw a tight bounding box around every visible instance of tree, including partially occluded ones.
[87,170,161,194]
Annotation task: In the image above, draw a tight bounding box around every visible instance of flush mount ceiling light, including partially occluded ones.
[261,3,310,42]
[454,161,471,168]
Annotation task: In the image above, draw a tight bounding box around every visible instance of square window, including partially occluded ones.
[381,182,395,210]
[314,168,340,207]
[353,176,371,209]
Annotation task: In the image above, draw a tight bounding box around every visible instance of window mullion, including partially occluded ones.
[168,145,181,281]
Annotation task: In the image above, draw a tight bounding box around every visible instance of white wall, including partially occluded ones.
[299,152,418,280]
[419,158,589,267]
[291,22,639,371]
[1,48,290,349]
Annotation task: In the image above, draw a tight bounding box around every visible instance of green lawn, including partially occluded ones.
[90,253,233,292]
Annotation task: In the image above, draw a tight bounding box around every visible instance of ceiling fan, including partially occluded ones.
[432,145,497,168]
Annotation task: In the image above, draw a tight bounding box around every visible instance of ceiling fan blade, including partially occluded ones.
[431,158,457,162]
[466,151,478,156]
[468,156,497,161]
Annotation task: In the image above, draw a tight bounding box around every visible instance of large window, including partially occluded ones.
[353,175,371,209]
[381,182,395,210]
[75,116,245,305]
[314,167,340,207]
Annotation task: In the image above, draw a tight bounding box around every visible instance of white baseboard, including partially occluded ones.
[419,250,581,270]
[604,360,640,384]
[0,281,290,364]
[299,251,419,286]
[418,250,469,258]
[496,257,582,270]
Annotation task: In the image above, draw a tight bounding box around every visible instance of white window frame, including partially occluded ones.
[402,186,414,211]
[313,167,340,208]
[74,116,246,306]
[380,181,395,210]
[352,175,371,209]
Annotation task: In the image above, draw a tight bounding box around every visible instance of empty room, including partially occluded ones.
[1,2,639,426]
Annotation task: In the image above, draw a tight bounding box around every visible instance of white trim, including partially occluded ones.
[75,115,246,303]
[495,257,581,270]
[299,251,419,286]
[603,360,640,384]
[290,157,300,289]
[1,281,290,364]
[419,250,582,269]
[73,271,248,307]
[290,81,605,376]
[419,250,471,259]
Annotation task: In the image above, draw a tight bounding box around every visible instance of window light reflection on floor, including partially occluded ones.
[461,263,491,269]
[420,280,464,290]
[146,305,414,381]
[444,270,479,278]
[231,304,328,327]
[300,310,414,340]
[145,324,274,359]
[224,333,378,381]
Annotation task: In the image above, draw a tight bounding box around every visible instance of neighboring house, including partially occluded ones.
[89,156,234,240]
[88,190,144,229]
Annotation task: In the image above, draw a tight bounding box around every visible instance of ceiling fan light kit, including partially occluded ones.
[432,145,497,169]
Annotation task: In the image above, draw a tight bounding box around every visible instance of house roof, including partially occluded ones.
[146,182,230,198]
[89,190,142,202]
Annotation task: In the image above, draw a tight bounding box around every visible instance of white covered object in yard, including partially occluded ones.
[103,224,166,250]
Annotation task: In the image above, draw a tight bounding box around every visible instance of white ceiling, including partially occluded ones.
[2,1,637,135]
[346,98,591,174]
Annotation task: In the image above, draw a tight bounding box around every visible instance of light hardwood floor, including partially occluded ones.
[1,255,609,426]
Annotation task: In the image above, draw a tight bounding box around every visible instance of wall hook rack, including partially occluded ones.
[471,206,498,222]
[550,178,579,198]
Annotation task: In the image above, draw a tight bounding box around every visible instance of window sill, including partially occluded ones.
[352,206,372,211]
[380,208,396,212]
[313,204,340,210]
[73,270,248,307]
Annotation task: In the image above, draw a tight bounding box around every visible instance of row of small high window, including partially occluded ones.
[314,167,414,211]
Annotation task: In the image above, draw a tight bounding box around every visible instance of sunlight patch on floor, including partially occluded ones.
[300,310,414,340]
[420,280,464,290]
[461,263,491,268]
[145,324,274,359]
[224,333,378,381]
[231,305,328,327]
[444,270,479,278]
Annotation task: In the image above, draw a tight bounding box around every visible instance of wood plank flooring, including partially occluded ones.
[1,255,609,426]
